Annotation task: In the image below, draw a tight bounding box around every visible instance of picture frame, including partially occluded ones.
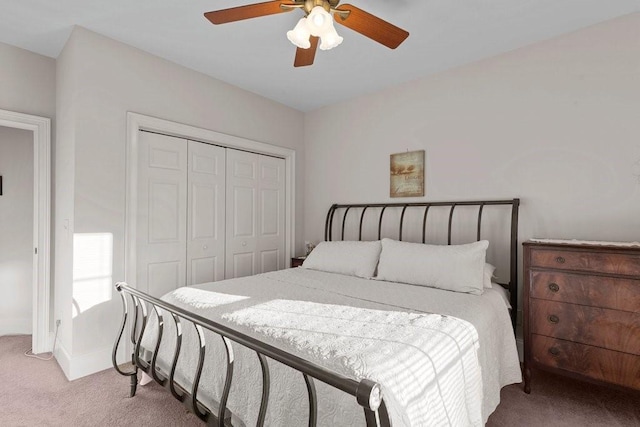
[390,150,425,198]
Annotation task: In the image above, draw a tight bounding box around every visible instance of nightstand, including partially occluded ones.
[291,257,306,268]
[523,239,640,394]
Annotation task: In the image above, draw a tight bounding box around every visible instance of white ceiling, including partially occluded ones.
[0,1,638,111]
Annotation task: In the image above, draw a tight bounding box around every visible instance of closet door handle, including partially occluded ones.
[242,242,247,247]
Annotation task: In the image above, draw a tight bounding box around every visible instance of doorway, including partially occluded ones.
[0,126,34,336]
[0,109,51,354]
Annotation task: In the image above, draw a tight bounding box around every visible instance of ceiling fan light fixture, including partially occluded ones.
[319,24,343,51]
[287,18,311,49]
[305,6,332,37]
[205,1,410,67]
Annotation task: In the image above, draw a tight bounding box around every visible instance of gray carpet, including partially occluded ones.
[0,335,201,426]
[1,335,638,426]
[487,366,640,427]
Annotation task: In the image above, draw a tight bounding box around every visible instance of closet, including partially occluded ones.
[136,131,285,297]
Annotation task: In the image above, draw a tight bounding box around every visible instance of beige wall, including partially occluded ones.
[54,33,78,366]
[0,41,56,118]
[304,13,640,314]
[55,27,305,378]
[0,126,34,335]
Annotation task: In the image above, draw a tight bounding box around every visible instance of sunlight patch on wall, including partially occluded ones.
[72,233,113,318]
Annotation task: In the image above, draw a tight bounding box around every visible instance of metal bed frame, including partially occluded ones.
[325,199,520,329]
[113,198,520,426]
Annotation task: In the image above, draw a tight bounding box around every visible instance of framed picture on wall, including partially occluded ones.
[390,150,425,198]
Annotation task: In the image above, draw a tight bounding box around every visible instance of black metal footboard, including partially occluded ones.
[112,282,390,427]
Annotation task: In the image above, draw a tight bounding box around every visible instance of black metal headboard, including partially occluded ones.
[324,199,520,330]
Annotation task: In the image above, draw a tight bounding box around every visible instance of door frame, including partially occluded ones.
[0,108,51,354]
[124,112,295,291]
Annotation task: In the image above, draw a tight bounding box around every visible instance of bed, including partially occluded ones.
[112,199,522,426]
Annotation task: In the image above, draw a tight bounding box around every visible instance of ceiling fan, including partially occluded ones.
[204,0,409,67]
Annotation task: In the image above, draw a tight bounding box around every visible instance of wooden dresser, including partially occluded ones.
[291,257,306,268]
[523,240,640,394]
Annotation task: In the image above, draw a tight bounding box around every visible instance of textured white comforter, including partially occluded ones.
[140,268,521,426]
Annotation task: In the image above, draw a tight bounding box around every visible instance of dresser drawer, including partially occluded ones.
[530,334,640,390]
[530,299,640,355]
[529,248,640,277]
[530,270,640,312]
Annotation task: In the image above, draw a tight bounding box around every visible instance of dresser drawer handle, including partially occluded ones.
[555,256,566,264]
[548,347,560,357]
[548,283,560,293]
[548,314,560,324]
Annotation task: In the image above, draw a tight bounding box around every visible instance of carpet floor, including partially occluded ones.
[1,335,638,426]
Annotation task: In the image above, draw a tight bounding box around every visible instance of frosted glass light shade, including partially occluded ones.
[306,6,332,37]
[319,24,343,50]
[287,18,311,49]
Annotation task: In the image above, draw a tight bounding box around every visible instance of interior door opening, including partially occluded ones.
[0,109,51,355]
[0,126,34,337]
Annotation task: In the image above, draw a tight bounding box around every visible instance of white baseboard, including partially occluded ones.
[54,341,72,379]
[0,317,31,335]
[54,343,113,381]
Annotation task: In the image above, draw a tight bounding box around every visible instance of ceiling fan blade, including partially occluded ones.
[333,4,409,49]
[294,36,319,67]
[204,1,294,25]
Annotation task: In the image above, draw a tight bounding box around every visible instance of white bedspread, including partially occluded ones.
[223,300,483,426]
[140,268,521,426]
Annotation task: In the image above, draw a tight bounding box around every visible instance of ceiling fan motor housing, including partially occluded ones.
[303,0,334,14]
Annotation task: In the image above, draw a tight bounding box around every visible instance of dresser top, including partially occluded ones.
[525,238,640,250]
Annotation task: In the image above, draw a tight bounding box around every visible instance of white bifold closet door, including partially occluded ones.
[137,132,225,297]
[137,131,188,297]
[226,149,285,279]
[137,131,285,296]
[186,140,226,285]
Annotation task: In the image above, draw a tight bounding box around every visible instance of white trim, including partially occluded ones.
[72,346,114,380]
[53,341,72,379]
[54,342,114,381]
[0,108,51,355]
[125,111,296,287]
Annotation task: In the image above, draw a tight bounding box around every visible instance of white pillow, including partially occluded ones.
[301,240,382,279]
[376,238,489,295]
[484,263,496,289]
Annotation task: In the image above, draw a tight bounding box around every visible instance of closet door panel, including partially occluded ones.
[148,181,181,242]
[232,252,255,278]
[148,261,181,297]
[260,249,279,273]
[226,150,258,279]
[258,156,286,273]
[233,187,256,237]
[137,131,188,297]
[190,257,217,286]
[187,141,226,285]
